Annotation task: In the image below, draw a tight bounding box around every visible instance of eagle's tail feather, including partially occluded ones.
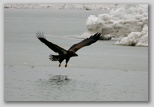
[49,54,60,61]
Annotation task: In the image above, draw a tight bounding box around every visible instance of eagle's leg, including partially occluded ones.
[65,58,70,67]
[58,58,64,67]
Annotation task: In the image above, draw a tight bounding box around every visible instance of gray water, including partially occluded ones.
[4,9,148,101]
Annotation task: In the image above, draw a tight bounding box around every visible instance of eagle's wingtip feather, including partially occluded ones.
[36,32,46,39]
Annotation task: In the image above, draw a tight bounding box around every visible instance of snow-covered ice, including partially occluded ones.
[80,4,148,46]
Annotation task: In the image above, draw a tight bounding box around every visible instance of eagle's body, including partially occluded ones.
[36,32,101,67]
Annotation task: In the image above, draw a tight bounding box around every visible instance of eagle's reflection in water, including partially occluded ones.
[49,75,70,83]
[37,75,72,88]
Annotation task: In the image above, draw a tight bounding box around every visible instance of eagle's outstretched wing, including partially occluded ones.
[36,32,67,55]
[68,33,101,52]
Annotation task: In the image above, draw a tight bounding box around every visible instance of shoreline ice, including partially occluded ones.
[4,3,118,10]
[79,4,148,46]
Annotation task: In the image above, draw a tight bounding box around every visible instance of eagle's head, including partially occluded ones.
[69,51,78,57]
[73,53,78,57]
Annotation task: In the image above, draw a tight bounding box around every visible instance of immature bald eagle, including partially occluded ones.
[36,32,101,67]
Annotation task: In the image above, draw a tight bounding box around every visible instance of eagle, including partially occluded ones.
[36,32,101,67]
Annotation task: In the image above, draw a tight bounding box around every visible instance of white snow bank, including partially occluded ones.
[4,3,117,10]
[80,4,148,46]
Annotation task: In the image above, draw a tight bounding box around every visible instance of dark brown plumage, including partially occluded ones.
[36,32,101,67]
